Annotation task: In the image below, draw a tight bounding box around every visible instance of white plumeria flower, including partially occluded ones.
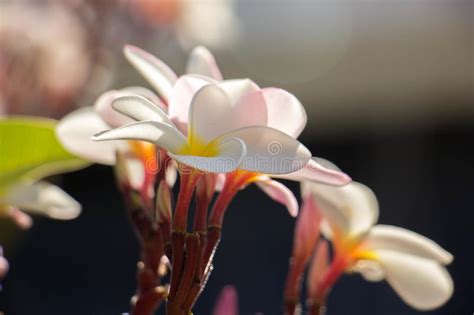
[302,181,454,311]
[92,83,312,175]
[0,181,81,229]
[100,45,350,216]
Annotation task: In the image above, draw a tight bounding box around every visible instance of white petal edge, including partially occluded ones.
[218,126,311,174]
[364,225,453,265]
[4,181,81,220]
[168,137,246,173]
[120,86,166,110]
[92,120,187,155]
[255,179,299,217]
[123,45,177,101]
[57,107,128,165]
[301,181,379,238]
[376,250,453,311]
[261,88,307,138]
[111,95,174,126]
[276,158,351,186]
[186,46,223,80]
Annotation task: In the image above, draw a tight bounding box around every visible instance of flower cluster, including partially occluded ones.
[53,45,453,315]
[285,180,453,314]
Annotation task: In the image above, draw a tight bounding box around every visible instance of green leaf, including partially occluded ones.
[0,116,90,194]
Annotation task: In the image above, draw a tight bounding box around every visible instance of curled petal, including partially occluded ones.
[261,88,307,138]
[92,120,187,154]
[186,46,223,80]
[123,45,177,101]
[213,286,239,315]
[168,137,246,173]
[111,95,174,125]
[219,126,311,174]
[119,86,166,110]
[94,90,136,128]
[301,181,379,238]
[276,158,351,186]
[4,181,81,220]
[376,250,453,311]
[364,225,453,265]
[57,107,128,165]
[255,178,298,217]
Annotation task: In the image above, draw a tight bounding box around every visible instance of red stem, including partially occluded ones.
[174,234,200,306]
[168,231,186,302]
[284,258,306,315]
[173,170,200,231]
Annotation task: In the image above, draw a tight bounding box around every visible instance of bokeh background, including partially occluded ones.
[0,0,472,314]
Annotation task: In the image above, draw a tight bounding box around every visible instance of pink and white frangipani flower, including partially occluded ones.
[302,181,454,311]
[92,83,312,175]
[104,45,351,216]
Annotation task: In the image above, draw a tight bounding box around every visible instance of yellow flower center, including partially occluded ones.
[178,131,220,157]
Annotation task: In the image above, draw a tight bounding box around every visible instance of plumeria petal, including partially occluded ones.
[364,225,453,265]
[261,88,307,138]
[276,158,351,186]
[168,74,216,133]
[186,46,223,80]
[189,84,266,143]
[111,95,174,126]
[219,126,311,174]
[168,137,246,173]
[92,120,187,154]
[217,79,260,105]
[212,286,239,315]
[255,178,299,217]
[376,250,453,310]
[3,181,81,220]
[123,45,177,101]
[94,90,136,128]
[120,86,166,110]
[57,107,128,165]
[302,181,379,238]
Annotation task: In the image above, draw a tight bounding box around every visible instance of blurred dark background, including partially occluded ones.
[0,0,472,314]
